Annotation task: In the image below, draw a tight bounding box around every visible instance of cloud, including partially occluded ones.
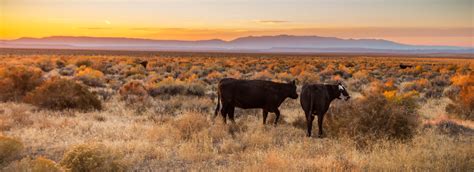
[79,27,112,30]
[130,27,158,31]
[255,20,290,24]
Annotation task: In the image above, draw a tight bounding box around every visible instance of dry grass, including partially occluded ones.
[0,53,473,171]
[0,98,473,171]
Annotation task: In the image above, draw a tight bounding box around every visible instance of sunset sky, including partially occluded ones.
[1,0,473,47]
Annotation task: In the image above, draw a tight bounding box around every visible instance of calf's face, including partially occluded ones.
[287,80,298,99]
[337,83,350,101]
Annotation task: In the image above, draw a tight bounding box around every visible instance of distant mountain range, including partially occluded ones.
[1,35,473,55]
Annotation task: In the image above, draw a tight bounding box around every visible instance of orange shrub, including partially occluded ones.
[0,66,43,102]
[289,65,304,76]
[75,66,105,87]
[24,78,102,111]
[206,71,223,83]
[119,80,150,107]
[459,72,474,108]
[384,79,396,90]
[446,72,474,120]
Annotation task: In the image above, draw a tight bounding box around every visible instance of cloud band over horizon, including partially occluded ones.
[1,0,473,47]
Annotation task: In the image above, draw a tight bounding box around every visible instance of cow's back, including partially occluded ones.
[218,79,273,109]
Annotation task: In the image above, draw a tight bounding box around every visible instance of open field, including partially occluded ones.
[0,49,473,171]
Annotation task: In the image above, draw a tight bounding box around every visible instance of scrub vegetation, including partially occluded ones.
[0,50,473,171]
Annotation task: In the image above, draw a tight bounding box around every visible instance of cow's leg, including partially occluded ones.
[306,112,314,137]
[220,103,228,124]
[262,110,268,125]
[274,109,281,125]
[317,114,325,138]
[228,105,236,124]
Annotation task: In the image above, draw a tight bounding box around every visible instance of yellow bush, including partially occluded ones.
[76,66,104,79]
[0,135,23,164]
[415,65,423,72]
[326,93,420,146]
[61,143,126,172]
[75,66,105,87]
[186,73,199,82]
[4,157,64,172]
[383,90,397,100]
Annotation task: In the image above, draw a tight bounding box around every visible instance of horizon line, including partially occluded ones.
[3,34,474,49]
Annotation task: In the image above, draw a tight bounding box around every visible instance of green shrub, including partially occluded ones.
[148,78,206,97]
[24,78,102,111]
[75,59,93,67]
[37,60,55,72]
[61,143,126,172]
[56,59,66,68]
[0,135,23,164]
[0,66,43,102]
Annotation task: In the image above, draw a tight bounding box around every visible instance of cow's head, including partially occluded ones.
[287,80,298,99]
[336,82,350,101]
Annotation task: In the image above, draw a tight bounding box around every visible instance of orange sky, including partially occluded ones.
[1,0,473,47]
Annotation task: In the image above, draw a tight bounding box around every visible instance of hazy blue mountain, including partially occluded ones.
[1,35,472,54]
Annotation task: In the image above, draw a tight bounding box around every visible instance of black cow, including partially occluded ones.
[139,61,148,69]
[300,83,350,137]
[214,78,298,124]
[399,64,413,69]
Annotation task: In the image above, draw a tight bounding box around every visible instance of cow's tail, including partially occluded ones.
[214,87,221,118]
